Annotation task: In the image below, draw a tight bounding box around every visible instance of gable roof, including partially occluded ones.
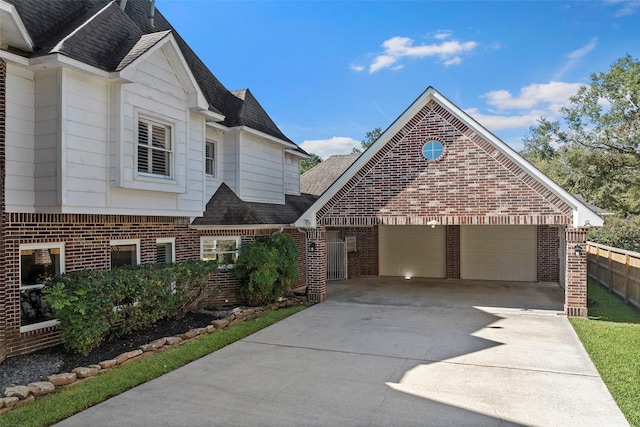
[300,154,359,196]
[190,183,317,229]
[294,87,604,229]
[3,0,301,149]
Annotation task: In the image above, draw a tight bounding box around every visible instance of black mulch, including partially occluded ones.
[0,309,236,392]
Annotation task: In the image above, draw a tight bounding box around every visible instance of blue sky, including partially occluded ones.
[156,0,640,158]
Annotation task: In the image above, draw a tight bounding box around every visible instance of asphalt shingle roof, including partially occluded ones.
[191,183,317,227]
[5,0,298,145]
[300,154,360,196]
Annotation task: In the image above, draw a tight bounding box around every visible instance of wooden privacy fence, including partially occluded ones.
[587,241,640,309]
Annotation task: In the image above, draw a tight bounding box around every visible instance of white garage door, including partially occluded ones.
[379,225,445,278]
[461,225,537,281]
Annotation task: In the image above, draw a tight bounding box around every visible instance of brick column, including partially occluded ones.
[564,228,588,317]
[0,59,7,362]
[306,227,327,303]
[446,225,460,279]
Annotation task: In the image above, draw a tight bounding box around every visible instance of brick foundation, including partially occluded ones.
[0,212,307,360]
[1,59,7,362]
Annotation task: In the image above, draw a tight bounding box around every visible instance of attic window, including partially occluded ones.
[138,118,172,177]
[205,141,216,177]
[422,140,444,161]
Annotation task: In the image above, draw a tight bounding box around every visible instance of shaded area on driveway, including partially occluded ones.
[56,278,628,427]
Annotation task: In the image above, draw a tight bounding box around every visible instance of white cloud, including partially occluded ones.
[350,63,365,72]
[607,0,640,16]
[300,136,360,159]
[368,35,478,73]
[432,30,453,40]
[481,81,583,111]
[567,37,598,59]
[465,108,547,131]
[443,57,462,67]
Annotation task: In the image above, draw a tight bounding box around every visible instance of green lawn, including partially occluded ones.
[570,281,640,427]
[0,306,305,427]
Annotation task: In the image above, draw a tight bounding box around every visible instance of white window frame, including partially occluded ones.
[19,242,65,333]
[205,140,216,177]
[201,236,241,269]
[156,237,176,264]
[137,117,173,179]
[110,239,141,269]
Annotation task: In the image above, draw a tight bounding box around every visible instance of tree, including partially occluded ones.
[300,153,322,174]
[352,127,382,154]
[521,55,640,215]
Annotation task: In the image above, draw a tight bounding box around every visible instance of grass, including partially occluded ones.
[569,280,640,427]
[0,306,305,427]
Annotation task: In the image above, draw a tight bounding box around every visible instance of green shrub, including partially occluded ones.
[589,215,640,253]
[233,233,299,306]
[43,260,219,355]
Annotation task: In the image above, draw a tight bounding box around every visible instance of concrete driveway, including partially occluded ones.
[57,278,628,427]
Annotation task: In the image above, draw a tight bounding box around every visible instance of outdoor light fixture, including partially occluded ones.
[308,241,316,252]
[404,276,412,280]
[574,244,583,257]
[427,219,439,229]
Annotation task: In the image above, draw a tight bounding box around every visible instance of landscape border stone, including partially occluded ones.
[0,297,306,416]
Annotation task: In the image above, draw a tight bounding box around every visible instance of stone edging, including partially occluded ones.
[0,298,306,416]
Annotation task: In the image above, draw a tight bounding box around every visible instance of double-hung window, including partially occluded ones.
[138,118,172,177]
[19,243,64,330]
[201,237,240,268]
[205,141,216,177]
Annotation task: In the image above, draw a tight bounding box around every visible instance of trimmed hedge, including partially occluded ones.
[43,260,219,355]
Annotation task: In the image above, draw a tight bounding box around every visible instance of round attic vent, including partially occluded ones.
[422,140,444,160]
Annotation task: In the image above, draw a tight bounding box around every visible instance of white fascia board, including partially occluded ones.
[118,32,209,111]
[189,223,293,230]
[0,1,34,51]
[197,108,226,123]
[285,149,309,159]
[294,86,603,229]
[229,126,299,150]
[29,54,131,82]
[0,49,29,65]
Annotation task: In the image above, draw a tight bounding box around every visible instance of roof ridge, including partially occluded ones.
[51,1,116,53]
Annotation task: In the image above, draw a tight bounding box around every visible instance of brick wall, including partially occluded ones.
[446,225,461,279]
[1,214,308,359]
[0,59,7,362]
[537,225,560,282]
[306,227,326,303]
[565,228,588,317]
[342,227,378,276]
[318,100,573,227]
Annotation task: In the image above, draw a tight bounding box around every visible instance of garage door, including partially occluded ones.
[461,225,537,281]
[379,225,445,278]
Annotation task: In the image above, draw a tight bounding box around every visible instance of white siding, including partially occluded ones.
[221,131,238,194]
[5,64,35,211]
[179,111,205,213]
[284,153,300,196]
[33,70,59,208]
[238,133,284,204]
[62,70,108,208]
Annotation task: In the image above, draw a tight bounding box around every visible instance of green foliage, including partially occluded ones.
[588,215,640,253]
[300,153,322,174]
[521,55,640,215]
[352,127,382,154]
[233,233,300,306]
[43,260,219,355]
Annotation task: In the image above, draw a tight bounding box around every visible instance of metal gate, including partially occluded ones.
[326,231,347,280]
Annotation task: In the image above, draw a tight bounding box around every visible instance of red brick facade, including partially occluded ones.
[1,59,7,362]
[308,93,589,317]
[564,228,588,317]
[0,209,307,360]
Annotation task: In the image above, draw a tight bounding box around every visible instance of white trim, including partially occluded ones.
[0,0,35,51]
[20,319,59,334]
[110,239,141,266]
[135,113,175,182]
[156,237,176,263]
[190,224,292,230]
[205,140,217,178]
[294,87,604,229]
[227,126,298,150]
